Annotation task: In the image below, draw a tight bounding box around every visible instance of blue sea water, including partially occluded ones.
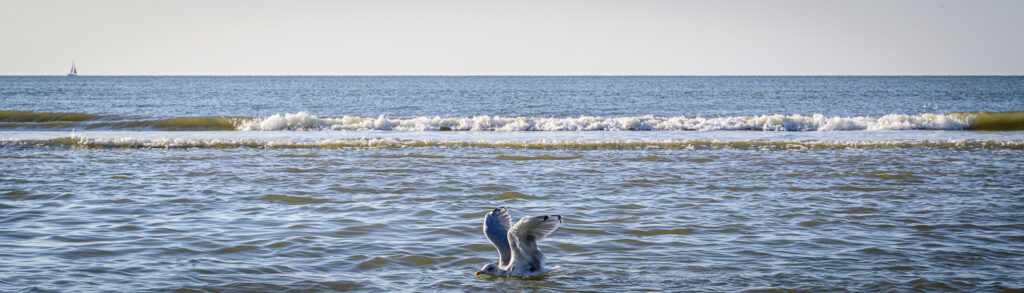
[1,76,1023,291]
[3,76,1023,119]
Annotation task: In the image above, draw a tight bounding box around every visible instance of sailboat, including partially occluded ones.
[67,61,77,76]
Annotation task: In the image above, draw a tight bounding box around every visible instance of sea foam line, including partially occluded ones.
[236,112,976,131]
[4,110,1021,131]
[4,137,1022,150]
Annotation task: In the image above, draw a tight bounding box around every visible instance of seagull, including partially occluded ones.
[476,207,563,277]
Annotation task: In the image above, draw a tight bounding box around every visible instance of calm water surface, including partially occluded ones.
[2,76,1023,291]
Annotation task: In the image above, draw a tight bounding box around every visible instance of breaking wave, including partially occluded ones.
[236,112,985,131]
[3,137,1022,150]
[2,110,1023,131]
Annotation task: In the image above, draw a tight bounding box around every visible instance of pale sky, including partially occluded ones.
[1,0,1022,75]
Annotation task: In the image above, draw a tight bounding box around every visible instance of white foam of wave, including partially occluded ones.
[7,136,1021,150]
[235,112,974,131]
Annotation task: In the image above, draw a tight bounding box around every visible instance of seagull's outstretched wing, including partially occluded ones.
[507,215,562,274]
[509,215,562,244]
[483,207,512,266]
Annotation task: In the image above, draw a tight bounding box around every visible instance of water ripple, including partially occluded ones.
[0,147,1021,291]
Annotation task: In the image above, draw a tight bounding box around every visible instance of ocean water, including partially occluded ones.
[2,76,1023,291]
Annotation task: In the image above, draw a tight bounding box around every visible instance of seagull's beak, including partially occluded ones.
[475,271,483,276]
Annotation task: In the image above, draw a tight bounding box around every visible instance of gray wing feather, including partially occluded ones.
[507,215,562,274]
[509,215,562,243]
[483,207,512,266]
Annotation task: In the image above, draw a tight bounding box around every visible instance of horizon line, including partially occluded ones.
[3,74,1024,77]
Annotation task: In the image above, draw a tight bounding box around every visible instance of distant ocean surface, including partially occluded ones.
[2,76,1023,291]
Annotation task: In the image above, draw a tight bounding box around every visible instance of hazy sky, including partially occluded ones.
[2,0,1022,75]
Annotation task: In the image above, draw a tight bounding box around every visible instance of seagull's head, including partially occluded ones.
[476,263,499,276]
